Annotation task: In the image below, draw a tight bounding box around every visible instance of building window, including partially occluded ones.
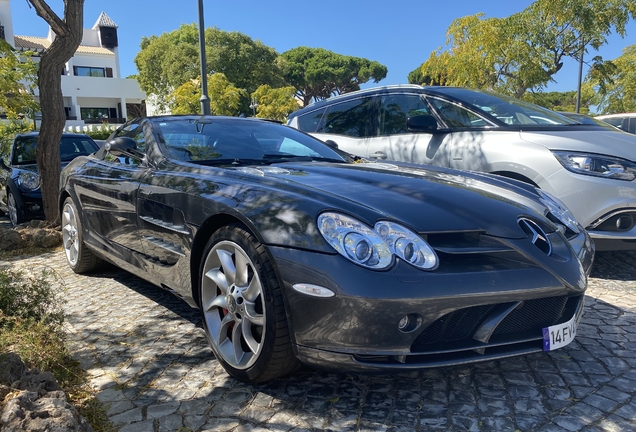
[81,108,110,120]
[73,66,112,77]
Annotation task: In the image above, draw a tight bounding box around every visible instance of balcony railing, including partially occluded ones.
[84,118,126,125]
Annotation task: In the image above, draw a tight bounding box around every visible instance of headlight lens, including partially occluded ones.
[317,212,438,270]
[536,189,580,234]
[375,221,438,270]
[553,151,636,181]
[16,171,40,190]
[318,213,391,269]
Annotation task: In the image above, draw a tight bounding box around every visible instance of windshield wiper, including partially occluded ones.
[263,154,345,163]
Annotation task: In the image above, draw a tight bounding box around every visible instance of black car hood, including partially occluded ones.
[233,161,550,239]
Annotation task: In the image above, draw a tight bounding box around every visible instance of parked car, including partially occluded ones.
[557,111,617,127]
[288,85,636,251]
[59,115,594,383]
[0,132,99,226]
[595,113,636,134]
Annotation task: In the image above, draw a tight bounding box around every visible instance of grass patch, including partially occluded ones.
[0,269,115,431]
[0,245,62,261]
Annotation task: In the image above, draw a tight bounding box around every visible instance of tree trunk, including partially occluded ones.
[32,0,84,226]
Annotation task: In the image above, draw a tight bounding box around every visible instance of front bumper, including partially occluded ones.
[540,169,636,251]
[269,230,593,371]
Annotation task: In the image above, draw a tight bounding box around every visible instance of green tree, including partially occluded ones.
[0,121,33,160]
[280,47,388,107]
[407,62,444,86]
[169,73,245,115]
[522,89,594,112]
[251,85,299,122]
[0,41,39,119]
[27,0,84,224]
[418,0,636,98]
[135,24,283,113]
[588,44,636,113]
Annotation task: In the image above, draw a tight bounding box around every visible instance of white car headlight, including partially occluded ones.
[375,221,438,270]
[536,189,580,234]
[317,212,438,271]
[318,213,392,269]
[16,171,40,191]
[553,151,636,181]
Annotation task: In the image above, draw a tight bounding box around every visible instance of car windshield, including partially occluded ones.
[153,118,348,165]
[436,88,578,127]
[11,136,98,165]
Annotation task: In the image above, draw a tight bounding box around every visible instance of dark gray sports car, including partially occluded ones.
[59,115,594,384]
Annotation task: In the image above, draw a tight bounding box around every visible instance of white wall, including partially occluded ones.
[58,75,145,100]
[0,0,15,47]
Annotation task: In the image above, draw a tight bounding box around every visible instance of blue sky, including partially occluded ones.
[8,0,636,94]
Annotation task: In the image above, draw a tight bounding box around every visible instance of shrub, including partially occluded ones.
[0,269,64,326]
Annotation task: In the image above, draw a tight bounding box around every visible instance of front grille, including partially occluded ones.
[411,295,570,353]
[492,296,568,335]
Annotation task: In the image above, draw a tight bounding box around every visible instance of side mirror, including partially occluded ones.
[105,137,142,158]
[407,114,438,133]
[324,139,339,149]
[0,158,9,171]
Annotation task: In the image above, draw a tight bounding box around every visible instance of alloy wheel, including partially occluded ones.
[201,240,266,370]
[62,202,80,266]
[7,193,18,226]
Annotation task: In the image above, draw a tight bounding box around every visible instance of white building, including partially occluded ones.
[0,0,145,128]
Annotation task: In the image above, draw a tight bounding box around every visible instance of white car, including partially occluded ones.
[288,85,636,251]
[595,113,636,135]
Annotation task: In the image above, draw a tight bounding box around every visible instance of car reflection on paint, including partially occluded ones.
[59,115,594,383]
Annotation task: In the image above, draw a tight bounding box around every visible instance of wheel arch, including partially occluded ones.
[490,170,540,188]
[59,190,71,220]
[190,213,263,309]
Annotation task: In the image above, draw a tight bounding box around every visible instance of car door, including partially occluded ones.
[365,93,450,165]
[425,97,494,172]
[75,120,148,257]
[313,96,376,157]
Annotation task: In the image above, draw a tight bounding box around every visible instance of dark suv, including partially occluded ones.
[0,132,99,225]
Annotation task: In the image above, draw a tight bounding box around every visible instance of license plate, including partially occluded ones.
[542,312,580,351]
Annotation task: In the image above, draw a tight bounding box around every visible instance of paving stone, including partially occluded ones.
[10,246,636,432]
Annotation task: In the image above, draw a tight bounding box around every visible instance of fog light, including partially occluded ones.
[398,315,409,330]
[616,215,633,231]
[398,313,422,333]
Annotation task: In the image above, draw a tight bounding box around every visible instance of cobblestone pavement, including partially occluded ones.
[4,239,636,431]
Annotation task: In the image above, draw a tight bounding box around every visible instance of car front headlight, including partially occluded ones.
[16,171,40,190]
[553,151,636,181]
[317,212,438,270]
[536,189,580,234]
[375,221,438,270]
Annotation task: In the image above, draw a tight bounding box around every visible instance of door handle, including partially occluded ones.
[371,151,387,160]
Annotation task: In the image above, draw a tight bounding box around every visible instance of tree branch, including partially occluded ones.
[26,0,69,37]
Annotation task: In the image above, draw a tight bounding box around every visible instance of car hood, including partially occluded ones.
[237,161,552,239]
[519,128,636,161]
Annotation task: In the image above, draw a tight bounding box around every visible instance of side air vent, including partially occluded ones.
[518,218,552,256]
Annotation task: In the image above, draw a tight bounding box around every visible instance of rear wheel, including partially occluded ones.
[7,192,23,226]
[199,224,299,383]
[62,197,104,273]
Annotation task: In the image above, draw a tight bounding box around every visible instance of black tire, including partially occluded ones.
[199,223,300,383]
[7,191,24,226]
[61,197,104,273]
